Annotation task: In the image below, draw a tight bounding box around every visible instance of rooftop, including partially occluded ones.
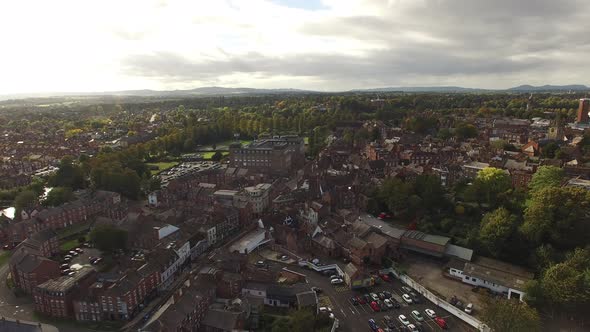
[359,215,406,240]
[463,256,534,291]
[37,266,95,292]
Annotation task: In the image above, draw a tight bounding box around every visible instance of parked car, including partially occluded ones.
[465,303,473,314]
[398,314,410,326]
[402,286,412,293]
[329,274,341,280]
[411,310,424,321]
[379,273,391,282]
[63,256,72,262]
[319,306,332,313]
[383,291,392,299]
[60,264,69,269]
[255,260,265,267]
[351,297,359,305]
[69,251,78,256]
[279,255,289,261]
[378,292,386,300]
[407,323,419,332]
[402,294,413,304]
[3,244,13,250]
[368,318,378,331]
[75,248,83,253]
[363,294,372,303]
[61,269,71,275]
[92,257,103,265]
[330,278,344,285]
[409,292,421,303]
[370,301,381,312]
[356,295,366,304]
[322,269,335,276]
[424,309,436,318]
[434,317,448,329]
[370,293,379,301]
[311,258,320,265]
[67,271,76,276]
[384,299,394,309]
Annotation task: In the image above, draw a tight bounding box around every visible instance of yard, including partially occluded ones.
[146,161,179,175]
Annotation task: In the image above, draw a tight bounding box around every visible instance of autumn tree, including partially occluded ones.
[480,297,540,332]
[479,207,519,257]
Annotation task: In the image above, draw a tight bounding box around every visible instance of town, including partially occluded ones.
[0,91,588,332]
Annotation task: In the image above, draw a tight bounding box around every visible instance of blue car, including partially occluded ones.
[368,318,378,331]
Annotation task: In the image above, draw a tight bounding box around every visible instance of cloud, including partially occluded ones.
[1,0,590,93]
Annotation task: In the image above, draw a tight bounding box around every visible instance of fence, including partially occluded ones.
[384,268,491,332]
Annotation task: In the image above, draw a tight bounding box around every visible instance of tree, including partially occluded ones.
[480,297,540,332]
[211,151,223,161]
[89,225,128,252]
[43,187,74,207]
[14,190,37,216]
[290,309,315,332]
[454,123,478,139]
[472,167,511,206]
[479,207,518,257]
[49,155,86,189]
[528,166,564,196]
[520,187,590,249]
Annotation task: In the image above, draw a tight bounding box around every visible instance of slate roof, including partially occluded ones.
[202,309,241,331]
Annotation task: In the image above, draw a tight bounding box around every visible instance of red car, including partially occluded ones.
[435,317,448,329]
[370,301,381,312]
[378,212,391,219]
[379,273,391,282]
[356,295,366,304]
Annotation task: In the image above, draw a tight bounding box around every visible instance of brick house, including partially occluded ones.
[9,248,61,294]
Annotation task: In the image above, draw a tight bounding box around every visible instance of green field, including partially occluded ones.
[0,251,12,266]
[146,161,179,175]
[60,239,81,252]
[199,139,251,151]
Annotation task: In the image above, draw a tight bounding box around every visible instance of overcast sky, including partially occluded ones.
[1,0,589,94]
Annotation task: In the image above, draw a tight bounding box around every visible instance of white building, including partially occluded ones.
[241,183,272,214]
[448,257,533,301]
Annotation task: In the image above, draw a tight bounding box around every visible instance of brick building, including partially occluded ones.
[229,135,304,176]
[9,248,61,294]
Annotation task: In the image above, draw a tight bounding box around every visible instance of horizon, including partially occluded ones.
[2,0,590,95]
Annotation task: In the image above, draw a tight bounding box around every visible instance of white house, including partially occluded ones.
[449,256,533,301]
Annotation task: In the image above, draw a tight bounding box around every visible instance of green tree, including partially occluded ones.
[211,151,223,161]
[480,297,540,332]
[43,187,74,207]
[479,207,518,257]
[50,155,86,189]
[528,166,564,196]
[14,190,37,216]
[290,309,315,332]
[89,225,128,252]
[473,167,511,206]
[454,123,478,139]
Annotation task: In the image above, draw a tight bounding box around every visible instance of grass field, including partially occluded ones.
[199,139,251,151]
[146,161,179,175]
[60,239,81,252]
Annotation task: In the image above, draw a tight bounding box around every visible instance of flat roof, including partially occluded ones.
[360,215,405,240]
[464,256,533,291]
[37,266,94,292]
[228,228,267,253]
[445,244,474,261]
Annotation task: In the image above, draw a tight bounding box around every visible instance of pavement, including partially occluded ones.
[263,260,476,332]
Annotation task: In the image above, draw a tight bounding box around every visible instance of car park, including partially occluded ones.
[398,314,410,326]
[402,294,413,304]
[368,318,378,331]
[411,310,424,321]
[370,301,381,312]
[424,309,436,318]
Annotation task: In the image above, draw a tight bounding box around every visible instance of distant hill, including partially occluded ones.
[351,86,488,93]
[507,84,589,92]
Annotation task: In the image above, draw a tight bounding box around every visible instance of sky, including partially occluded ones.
[1,0,589,94]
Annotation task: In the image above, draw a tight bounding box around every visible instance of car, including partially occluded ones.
[351,297,359,305]
[75,248,83,253]
[63,256,72,262]
[356,295,366,304]
[64,254,72,258]
[60,264,69,269]
[255,260,265,267]
[370,293,379,301]
[411,310,424,321]
[465,303,473,314]
[455,300,464,309]
[407,323,419,332]
[319,307,332,313]
[3,244,13,250]
[311,286,322,294]
[311,258,320,265]
[398,314,410,326]
[370,301,380,312]
[61,269,71,275]
[279,255,289,261]
[424,309,436,318]
[368,319,378,331]
[402,294,413,304]
[363,294,372,303]
[379,274,391,282]
[92,257,103,264]
[383,291,392,299]
[384,299,394,309]
[378,292,386,300]
[377,328,385,332]
[329,274,341,280]
[68,271,76,276]
[401,286,412,293]
[434,317,448,329]
[330,278,343,285]
[409,292,421,303]
[391,298,401,308]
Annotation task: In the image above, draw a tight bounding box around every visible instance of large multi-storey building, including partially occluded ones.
[229,135,304,176]
[577,98,590,123]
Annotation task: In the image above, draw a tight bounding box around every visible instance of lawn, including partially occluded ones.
[0,250,12,266]
[146,161,179,175]
[199,139,251,151]
[60,238,81,252]
[57,221,91,240]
